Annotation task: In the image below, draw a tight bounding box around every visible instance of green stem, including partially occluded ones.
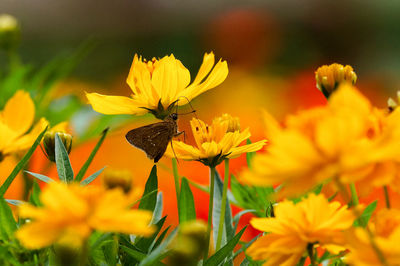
[203,167,216,263]
[172,158,180,209]
[307,243,316,266]
[349,183,359,206]
[215,159,230,250]
[384,186,391,209]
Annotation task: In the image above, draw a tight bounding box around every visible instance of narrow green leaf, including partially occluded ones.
[150,192,163,224]
[5,199,24,206]
[178,177,196,223]
[120,246,146,261]
[55,133,74,183]
[354,200,378,227]
[80,167,106,186]
[232,210,256,239]
[135,216,167,253]
[246,139,255,169]
[29,180,42,206]
[75,128,109,182]
[212,171,233,248]
[139,165,158,211]
[139,228,178,266]
[150,226,170,251]
[25,171,54,184]
[0,127,47,197]
[0,197,17,240]
[205,226,247,266]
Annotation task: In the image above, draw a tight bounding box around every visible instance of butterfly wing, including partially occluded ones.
[125,122,174,163]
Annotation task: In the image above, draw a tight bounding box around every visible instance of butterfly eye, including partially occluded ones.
[172,113,178,120]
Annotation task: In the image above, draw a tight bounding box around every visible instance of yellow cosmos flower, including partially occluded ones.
[241,83,400,197]
[86,53,228,119]
[15,182,155,249]
[247,193,354,266]
[315,63,357,97]
[0,90,48,161]
[167,114,266,167]
[346,208,400,266]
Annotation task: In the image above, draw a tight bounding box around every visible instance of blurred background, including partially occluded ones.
[2,0,400,232]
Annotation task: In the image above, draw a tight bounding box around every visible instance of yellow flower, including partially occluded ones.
[167,114,266,167]
[102,167,134,193]
[241,84,400,197]
[15,182,155,249]
[247,193,354,266]
[315,63,357,97]
[0,90,48,161]
[346,209,400,266]
[86,53,228,119]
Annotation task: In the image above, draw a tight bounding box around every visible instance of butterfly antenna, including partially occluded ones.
[170,140,180,165]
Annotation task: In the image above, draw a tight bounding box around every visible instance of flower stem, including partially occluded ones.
[203,167,216,263]
[216,159,230,250]
[307,243,316,266]
[384,186,391,209]
[172,158,180,209]
[335,178,388,266]
[349,183,359,206]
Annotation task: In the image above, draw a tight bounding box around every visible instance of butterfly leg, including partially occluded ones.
[170,140,180,164]
[174,130,186,142]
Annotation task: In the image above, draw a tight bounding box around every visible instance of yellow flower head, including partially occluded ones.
[247,194,354,266]
[15,182,155,249]
[0,90,48,161]
[167,114,266,167]
[315,63,357,97]
[86,52,228,119]
[346,208,400,266]
[241,84,400,197]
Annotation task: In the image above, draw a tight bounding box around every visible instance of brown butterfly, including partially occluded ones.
[125,113,183,163]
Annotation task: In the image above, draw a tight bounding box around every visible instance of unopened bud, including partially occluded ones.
[102,168,133,193]
[167,220,208,266]
[43,131,73,162]
[0,14,20,51]
[315,63,357,98]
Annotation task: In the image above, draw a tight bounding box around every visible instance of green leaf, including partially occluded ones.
[25,171,54,184]
[205,226,247,266]
[178,177,196,223]
[150,192,164,224]
[353,200,378,227]
[0,197,17,240]
[5,199,24,206]
[150,226,171,251]
[139,228,178,266]
[0,127,47,197]
[55,133,74,183]
[135,216,167,253]
[29,180,42,206]
[80,167,106,186]
[246,139,256,169]
[74,127,109,182]
[232,210,255,239]
[212,171,233,248]
[139,165,158,211]
[120,246,146,261]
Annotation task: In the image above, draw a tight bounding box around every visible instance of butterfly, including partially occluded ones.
[125,113,183,163]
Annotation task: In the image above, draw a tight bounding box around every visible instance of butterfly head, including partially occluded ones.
[171,113,178,120]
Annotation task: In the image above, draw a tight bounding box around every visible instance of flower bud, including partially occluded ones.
[387,91,400,113]
[315,63,357,98]
[43,131,73,162]
[167,220,208,266]
[213,113,241,133]
[102,168,133,193]
[0,14,20,51]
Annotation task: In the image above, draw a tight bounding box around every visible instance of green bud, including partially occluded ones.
[0,14,20,51]
[43,131,73,162]
[167,220,208,266]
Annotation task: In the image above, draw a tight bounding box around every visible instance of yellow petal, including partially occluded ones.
[228,140,266,158]
[0,122,16,152]
[4,118,48,154]
[180,59,228,101]
[85,92,146,115]
[15,222,61,249]
[0,90,35,137]
[191,52,215,86]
